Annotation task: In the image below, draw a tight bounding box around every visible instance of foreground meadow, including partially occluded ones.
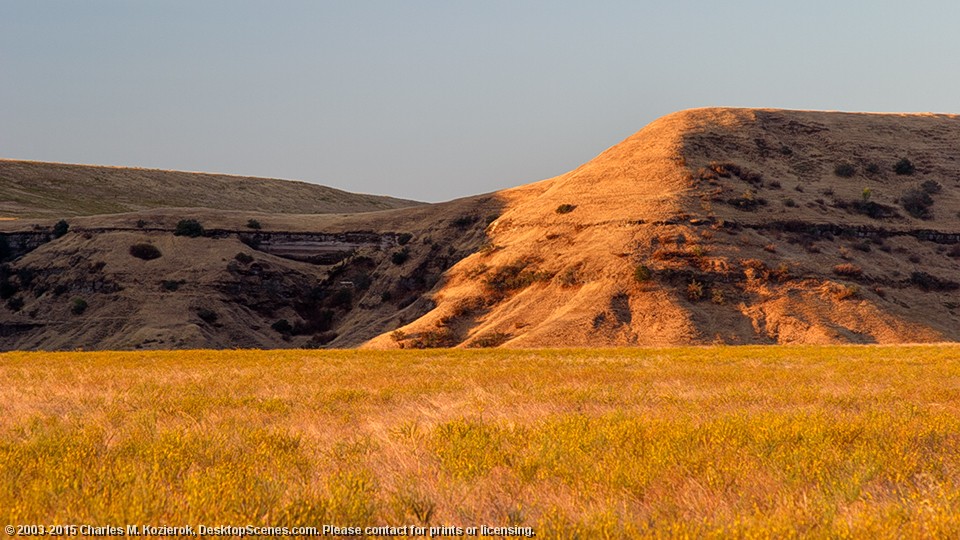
[2,346,960,538]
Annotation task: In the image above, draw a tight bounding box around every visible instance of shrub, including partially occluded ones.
[6,296,23,312]
[865,163,881,174]
[852,241,872,253]
[686,280,704,301]
[555,204,577,215]
[772,263,791,283]
[783,198,797,208]
[711,289,725,305]
[727,191,767,211]
[484,261,552,294]
[472,332,510,348]
[832,284,860,301]
[833,263,863,277]
[558,267,581,287]
[633,265,652,283]
[52,220,69,238]
[136,219,147,228]
[452,216,477,229]
[838,199,899,219]
[408,328,455,349]
[834,163,856,178]
[196,308,218,323]
[391,249,409,265]
[709,162,740,178]
[894,158,915,175]
[246,219,262,230]
[921,180,942,194]
[901,188,933,219]
[910,271,959,291]
[397,233,413,246]
[161,280,181,292]
[174,219,204,237]
[70,298,88,315]
[129,243,162,260]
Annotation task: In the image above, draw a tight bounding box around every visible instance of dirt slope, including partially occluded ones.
[369,108,960,348]
[0,160,420,218]
[3,108,960,350]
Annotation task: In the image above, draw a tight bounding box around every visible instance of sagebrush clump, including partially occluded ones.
[174,219,204,237]
[129,243,162,260]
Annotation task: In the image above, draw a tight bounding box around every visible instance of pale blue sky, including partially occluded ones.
[2,1,959,202]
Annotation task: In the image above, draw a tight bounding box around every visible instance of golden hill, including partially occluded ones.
[0,159,420,218]
[2,108,960,350]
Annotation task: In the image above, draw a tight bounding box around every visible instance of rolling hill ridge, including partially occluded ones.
[0,159,420,218]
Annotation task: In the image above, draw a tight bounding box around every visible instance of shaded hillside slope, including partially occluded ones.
[0,160,420,218]
[369,108,960,348]
[3,108,960,350]
[0,197,500,350]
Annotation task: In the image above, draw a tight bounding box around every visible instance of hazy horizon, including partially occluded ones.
[4,1,960,202]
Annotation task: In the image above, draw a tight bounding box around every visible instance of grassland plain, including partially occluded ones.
[2,346,960,538]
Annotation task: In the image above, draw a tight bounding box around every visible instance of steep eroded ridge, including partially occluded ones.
[371,108,960,348]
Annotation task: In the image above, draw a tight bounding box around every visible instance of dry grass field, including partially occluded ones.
[2,345,960,537]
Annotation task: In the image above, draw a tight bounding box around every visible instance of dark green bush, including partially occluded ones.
[174,219,204,237]
[6,296,23,312]
[246,219,262,230]
[634,265,652,283]
[397,233,413,245]
[52,220,69,238]
[901,188,933,219]
[555,204,577,214]
[894,158,915,175]
[391,249,409,265]
[452,215,478,229]
[834,163,856,178]
[161,280,181,292]
[484,262,552,294]
[129,243,162,260]
[71,298,88,315]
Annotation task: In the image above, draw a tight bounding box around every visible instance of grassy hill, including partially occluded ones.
[0,159,420,218]
[3,108,960,350]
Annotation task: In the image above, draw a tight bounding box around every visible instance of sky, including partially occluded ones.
[3,1,960,202]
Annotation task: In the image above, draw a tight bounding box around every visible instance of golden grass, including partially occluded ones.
[2,345,960,537]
